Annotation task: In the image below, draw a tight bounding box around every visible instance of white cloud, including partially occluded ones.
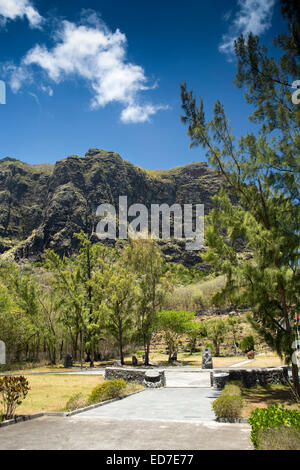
[121,104,168,124]
[4,62,32,92]
[7,14,167,123]
[219,0,275,59]
[0,0,43,28]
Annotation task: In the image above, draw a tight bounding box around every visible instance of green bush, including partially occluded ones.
[239,335,255,353]
[212,394,243,418]
[0,376,30,420]
[88,379,127,405]
[65,393,88,412]
[248,404,300,449]
[256,425,300,450]
[222,383,242,397]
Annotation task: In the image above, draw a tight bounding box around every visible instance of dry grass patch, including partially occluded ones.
[15,374,103,415]
[124,351,281,368]
[10,375,144,416]
[241,353,284,368]
[241,384,300,418]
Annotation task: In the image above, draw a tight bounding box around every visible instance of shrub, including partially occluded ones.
[212,394,243,419]
[248,404,300,449]
[239,335,255,353]
[88,379,127,405]
[256,425,300,450]
[0,376,30,419]
[222,383,242,397]
[65,393,88,412]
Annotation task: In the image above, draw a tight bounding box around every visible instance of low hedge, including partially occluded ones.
[65,393,88,412]
[88,379,127,405]
[248,404,300,449]
[212,381,243,419]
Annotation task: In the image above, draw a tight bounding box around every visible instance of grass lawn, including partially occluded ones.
[14,374,104,415]
[147,351,251,367]
[241,353,284,368]
[123,351,283,368]
[241,384,300,418]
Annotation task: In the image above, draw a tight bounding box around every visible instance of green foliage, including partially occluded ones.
[0,376,30,419]
[256,424,300,450]
[248,404,300,449]
[212,394,243,419]
[88,379,127,404]
[212,381,243,419]
[45,231,115,363]
[239,335,255,353]
[226,314,241,355]
[186,322,204,353]
[165,263,205,285]
[180,2,300,395]
[201,318,228,356]
[97,263,137,364]
[222,383,242,397]
[123,238,169,365]
[156,310,195,361]
[64,393,88,412]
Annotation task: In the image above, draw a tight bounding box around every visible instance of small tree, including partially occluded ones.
[0,376,30,420]
[227,314,241,356]
[186,322,204,354]
[205,318,228,357]
[156,310,195,362]
[239,335,255,353]
[101,265,137,365]
[123,238,169,365]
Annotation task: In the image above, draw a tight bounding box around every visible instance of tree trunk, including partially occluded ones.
[144,343,150,366]
[119,324,124,365]
[280,286,300,397]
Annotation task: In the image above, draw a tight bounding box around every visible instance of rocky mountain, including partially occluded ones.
[0,148,227,268]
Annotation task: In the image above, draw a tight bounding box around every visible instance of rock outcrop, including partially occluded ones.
[0,149,227,267]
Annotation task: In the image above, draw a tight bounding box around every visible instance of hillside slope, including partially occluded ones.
[0,148,227,267]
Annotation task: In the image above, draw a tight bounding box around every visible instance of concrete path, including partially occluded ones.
[0,416,252,450]
[75,388,219,422]
[165,370,211,387]
[229,359,254,368]
[0,370,253,450]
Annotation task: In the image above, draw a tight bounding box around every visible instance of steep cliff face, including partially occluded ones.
[0,149,226,266]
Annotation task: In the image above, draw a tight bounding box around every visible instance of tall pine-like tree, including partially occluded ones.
[181,0,300,396]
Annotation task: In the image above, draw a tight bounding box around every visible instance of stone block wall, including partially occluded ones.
[210,367,288,388]
[104,367,166,388]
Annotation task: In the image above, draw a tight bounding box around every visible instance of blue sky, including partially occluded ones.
[0,0,284,169]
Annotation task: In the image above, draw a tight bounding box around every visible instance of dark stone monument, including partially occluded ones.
[170,352,177,362]
[64,353,73,368]
[132,356,138,366]
[202,347,213,369]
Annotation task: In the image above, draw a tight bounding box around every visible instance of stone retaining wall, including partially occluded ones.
[210,367,288,388]
[104,367,166,388]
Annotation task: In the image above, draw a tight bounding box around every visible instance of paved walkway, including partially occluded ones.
[75,388,219,422]
[165,370,211,387]
[0,370,253,450]
[0,416,252,450]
